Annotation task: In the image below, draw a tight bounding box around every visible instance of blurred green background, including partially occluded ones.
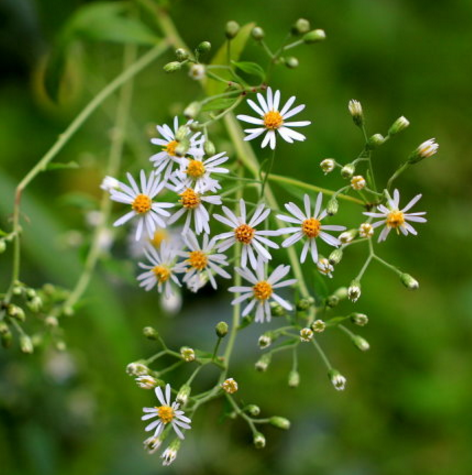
[1,0,471,474]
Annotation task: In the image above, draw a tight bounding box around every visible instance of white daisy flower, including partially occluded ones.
[109,170,174,241]
[167,177,222,235]
[236,87,311,149]
[213,199,279,269]
[175,230,230,290]
[277,193,346,263]
[142,384,191,440]
[363,189,427,242]
[175,150,230,193]
[150,116,202,179]
[229,259,297,323]
[137,243,181,298]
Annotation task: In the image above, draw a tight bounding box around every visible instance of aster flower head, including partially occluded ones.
[237,87,311,149]
[229,258,297,323]
[363,189,427,242]
[213,199,279,269]
[109,170,174,241]
[174,230,230,290]
[137,242,181,298]
[277,193,346,263]
[150,116,203,179]
[142,384,191,440]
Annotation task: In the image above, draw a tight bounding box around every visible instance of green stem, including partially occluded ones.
[387,162,410,191]
[311,338,332,370]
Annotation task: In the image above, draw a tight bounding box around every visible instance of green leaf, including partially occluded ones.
[231,61,266,81]
[205,22,256,97]
[201,97,238,112]
[46,161,80,171]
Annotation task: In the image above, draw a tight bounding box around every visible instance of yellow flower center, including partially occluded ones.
[132,194,152,214]
[149,229,168,248]
[301,218,321,238]
[234,224,255,244]
[253,281,273,301]
[156,405,175,424]
[386,210,405,229]
[186,160,206,179]
[164,140,178,156]
[180,188,200,209]
[263,111,283,129]
[188,250,208,270]
[152,265,171,283]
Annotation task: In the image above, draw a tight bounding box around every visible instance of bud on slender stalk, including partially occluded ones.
[0,240,6,253]
[215,321,229,338]
[288,369,300,388]
[246,404,261,416]
[326,198,339,216]
[136,375,159,389]
[348,281,362,302]
[175,138,190,157]
[221,378,238,394]
[269,416,291,430]
[285,57,299,69]
[352,335,370,352]
[311,319,326,333]
[339,229,357,244]
[348,99,363,127]
[341,163,355,179]
[161,439,181,466]
[400,273,419,290]
[258,333,272,349]
[197,41,211,54]
[388,116,410,136]
[180,346,196,362]
[368,133,386,149]
[183,101,201,119]
[20,335,34,354]
[175,48,189,61]
[296,296,315,311]
[328,369,347,391]
[350,312,369,326]
[253,432,266,449]
[292,18,311,35]
[225,21,240,39]
[163,61,182,73]
[299,328,314,342]
[408,138,439,164]
[255,353,272,372]
[203,139,216,156]
[126,362,149,376]
[188,64,206,80]
[176,384,191,406]
[251,27,265,41]
[303,29,326,43]
[329,248,343,265]
[320,158,335,174]
[143,326,159,340]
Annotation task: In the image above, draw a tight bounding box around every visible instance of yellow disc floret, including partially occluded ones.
[386,210,405,229]
[301,217,321,238]
[164,140,178,156]
[234,224,255,244]
[156,405,175,424]
[263,111,284,130]
[188,250,208,270]
[132,194,152,214]
[152,265,171,283]
[180,188,200,209]
[253,281,273,301]
[186,160,206,179]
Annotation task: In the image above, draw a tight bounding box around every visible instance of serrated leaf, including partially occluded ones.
[205,22,256,97]
[231,61,266,81]
[201,97,238,112]
[46,161,80,171]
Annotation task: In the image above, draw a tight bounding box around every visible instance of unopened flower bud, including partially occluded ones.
[296,296,315,311]
[351,175,366,190]
[215,321,229,338]
[45,316,59,328]
[329,248,343,265]
[400,273,419,290]
[339,229,357,244]
[175,138,189,157]
[143,326,159,340]
[352,335,370,352]
[163,61,182,73]
[334,287,348,300]
[176,384,191,405]
[348,281,362,302]
[136,375,159,389]
[326,294,339,308]
[55,340,67,351]
[0,322,9,335]
[285,57,299,69]
[161,439,180,466]
[299,327,314,342]
[288,369,300,388]
[326,198,339,216]
[20,335,34,354]
[388,116,410,136]
[269,416,291,430]
[26,296,42,313]
[126,362,149,376]
[311,319,326,333]
[246,404,261,416]
[221,378,238,394]
[292,18,311,35]
[189,63,206,80]
[225,21,240,39]
[203,139,216,156]
[253,432,266,449]
[255,353,271,372]
[143,435,163,454]
[270,302,286,317]
[7,304,25,322]
[328,369,346,391]
[368,133,386,149]
[350,312,369,326]
[197,41,212,54]
[183,101,201,119]
[303,29,326,43]
[359,222,374,238]
[317,257,334,277]
[26,289,36,299]
[175,48,189,61]
[251,27,265,41]
[180,346,196,362]
[409,138,439,163]
[1,325,12,348]
[348,99,363,126]
[320,158,335,174]
[258,333,272,349]
[12,285,23,296]
[0,240,6,253]
[341,163,355,179]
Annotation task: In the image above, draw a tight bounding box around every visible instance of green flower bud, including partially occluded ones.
[292,18,311,35]
[26,296,42,313]
[255,353,271,372]
[329,248,343,265]
[327,198,339,216]
[63,306,74,317]
[0,240,6,253]
[270,302,286,317]
[143,326,159,340]
[55,340,67,351]
[203,139,216,156]
[269,416,291,430]
[320,158,335,174]
[246,404,261,416]
[175,138,190,157]
[0,324,12,348]
[20,335,34,354]
[26,288,36,299]
[347,280,362,302]
[296,296,315,311]
[408,138,439,164]
[311,319,326,333]
[326,294,339,308]
[350,312,369,326]
[285,56,299,69]
[334,287,348,300]
[176,384,191,406]
[352,335,370,352]
[368,133,386,149]
[253,432,266,449]
[197,41,212,54]
[215,321,229,338]
[163,61,182,73]
[126,361,149,376]
[303,29,326,43]
[288,369,300,388]
[175,48,189,61]
[328,369,346,391]
[341,163,355,179]
[258,333,272,349]
[180,346,196,362]
[348,99,363,127]
[388,116,410,136]
[400,273,419,290]
[225,21,240,39]
[251,27,265,41]
[7,304,25,322]
[45,316,59,327]
[183,101,201,119]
